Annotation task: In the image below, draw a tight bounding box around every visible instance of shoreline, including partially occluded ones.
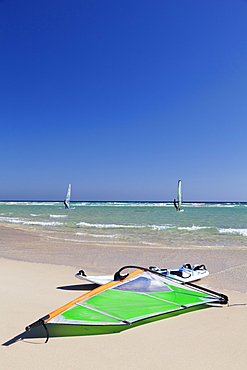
[0,224,246,293]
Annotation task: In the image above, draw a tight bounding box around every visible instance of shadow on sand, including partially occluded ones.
[56,283,99,291]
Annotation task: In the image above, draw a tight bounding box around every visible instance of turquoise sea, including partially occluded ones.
[0,201,247,249]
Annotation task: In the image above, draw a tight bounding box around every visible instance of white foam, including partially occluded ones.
[0,201,59,206]
[77,221,145,229]
[72,202,88,206]
[50,214,68,218]
[205,203,241,208]
[184,203,207,207]
[178,225,211,231]
[218,228,247,237]
[24,220,64,226]
[0,216,63,226]
[76,232,117,238]
[151,225,175,231]
[72,202,172,207]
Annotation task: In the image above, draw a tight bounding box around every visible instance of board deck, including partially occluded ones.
[75,264,209,285]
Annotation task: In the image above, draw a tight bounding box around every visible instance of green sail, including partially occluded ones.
[25,268,228,339]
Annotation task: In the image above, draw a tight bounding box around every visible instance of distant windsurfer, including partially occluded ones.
[173,199,179,211]
[64,184,71,209]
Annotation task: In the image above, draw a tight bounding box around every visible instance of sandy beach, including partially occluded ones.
[1,225,247,369]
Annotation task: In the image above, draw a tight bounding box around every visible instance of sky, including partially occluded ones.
[1,0,247,202]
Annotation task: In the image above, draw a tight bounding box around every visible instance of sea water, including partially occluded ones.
[0,201,247,249]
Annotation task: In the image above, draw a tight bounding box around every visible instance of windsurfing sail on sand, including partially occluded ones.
[174,180,182,211]
[25,266,228,342]
[64,184,71,209]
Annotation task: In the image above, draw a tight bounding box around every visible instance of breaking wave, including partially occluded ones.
[0,216,63,226]
[76,232,117,238]
[77,221,145,229]
[50,214,68,218]
[151,225,175,231]
[218,228,247,237]
[178,225,212,231]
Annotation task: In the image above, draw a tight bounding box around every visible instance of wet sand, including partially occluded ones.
[1,225,247,369]
[0,225,246,293]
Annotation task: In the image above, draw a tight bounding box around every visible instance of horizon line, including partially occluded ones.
[0,200,246,203]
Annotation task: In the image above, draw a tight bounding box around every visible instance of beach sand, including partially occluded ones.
[1,226,247,369]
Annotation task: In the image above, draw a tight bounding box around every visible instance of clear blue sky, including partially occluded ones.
[1,0,247,201]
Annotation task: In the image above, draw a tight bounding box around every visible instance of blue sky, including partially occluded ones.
[1,0,247,201]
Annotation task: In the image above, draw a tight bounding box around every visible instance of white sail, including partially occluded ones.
[174,180,182,211]
[64,184,71,209]
[177,180,182,210]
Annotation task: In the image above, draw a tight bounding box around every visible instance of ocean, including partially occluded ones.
[0,201,247,250]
